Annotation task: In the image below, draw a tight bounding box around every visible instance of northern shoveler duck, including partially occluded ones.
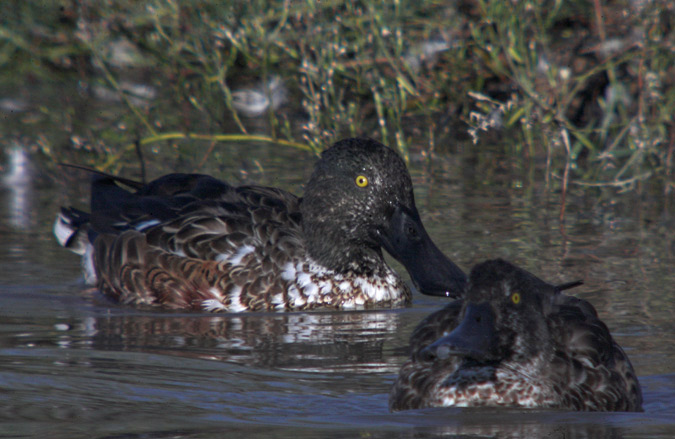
[389,259,643,412]
[54,138,466,312]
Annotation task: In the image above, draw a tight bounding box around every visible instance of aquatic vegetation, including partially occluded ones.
[0,0,672,195]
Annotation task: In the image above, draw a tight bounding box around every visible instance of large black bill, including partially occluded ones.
[420,302,497,361]
[375,204,466,298]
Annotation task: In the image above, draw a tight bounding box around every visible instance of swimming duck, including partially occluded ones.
[389,259,643,412]
[54,138,466,312]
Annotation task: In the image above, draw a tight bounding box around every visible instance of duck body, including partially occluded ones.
[54,138,466,312]
[389,259,643,412]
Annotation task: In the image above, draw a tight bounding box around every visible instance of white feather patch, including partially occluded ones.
[201,299,227,312]
[227,285,247,312]
[82,245,97,285]
[53,213,76,249]
[271,293,285,306]
[134,219,160,231]
[208,287,225,301]
[217,244,255,264]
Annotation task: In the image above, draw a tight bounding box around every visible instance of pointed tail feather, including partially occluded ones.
[58,163,144,190]
[555,280,584,293]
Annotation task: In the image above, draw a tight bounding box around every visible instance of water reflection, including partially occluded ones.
[0,138,673,437]
[82,309,403,373]
[1,146,34,230]
[401,410,628,439]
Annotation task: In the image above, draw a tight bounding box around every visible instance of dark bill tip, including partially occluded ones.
[375,205,467,298]
[420,302,497,362]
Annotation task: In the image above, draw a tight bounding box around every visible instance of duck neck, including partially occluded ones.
[303,225,385,275]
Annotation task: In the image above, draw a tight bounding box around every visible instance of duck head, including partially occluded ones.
[301,138,466,298]
[420,259,555,363]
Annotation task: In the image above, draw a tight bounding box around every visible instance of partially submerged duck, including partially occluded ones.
[390,259,643,412]
[54,138,466,312]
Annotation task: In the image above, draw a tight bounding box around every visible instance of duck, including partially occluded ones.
[389,258,643,412]
[54,137,467,312]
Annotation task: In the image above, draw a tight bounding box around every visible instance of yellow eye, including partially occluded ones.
[511,292,521,305]
[355,175,369,187]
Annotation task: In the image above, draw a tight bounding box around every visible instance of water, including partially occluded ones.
[1,143,674,438]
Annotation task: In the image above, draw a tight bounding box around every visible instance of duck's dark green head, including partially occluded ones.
[421,259,555,363]
[301,138,466,297]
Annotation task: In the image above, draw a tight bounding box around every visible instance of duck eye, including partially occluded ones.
[511,292,521,305]
[355,175,369,188]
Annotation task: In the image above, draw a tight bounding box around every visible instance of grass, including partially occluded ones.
[0,0,673,195]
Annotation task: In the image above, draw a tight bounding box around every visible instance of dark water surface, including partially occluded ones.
[1,144,674,439]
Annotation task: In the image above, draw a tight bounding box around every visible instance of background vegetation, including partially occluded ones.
[1,0,673,196]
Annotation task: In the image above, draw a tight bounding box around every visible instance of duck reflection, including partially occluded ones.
[403,415,626,439]
[87,309,403,373]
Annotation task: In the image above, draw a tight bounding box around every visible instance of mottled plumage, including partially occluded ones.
[54,138,466,312]
[390,259,642,412]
